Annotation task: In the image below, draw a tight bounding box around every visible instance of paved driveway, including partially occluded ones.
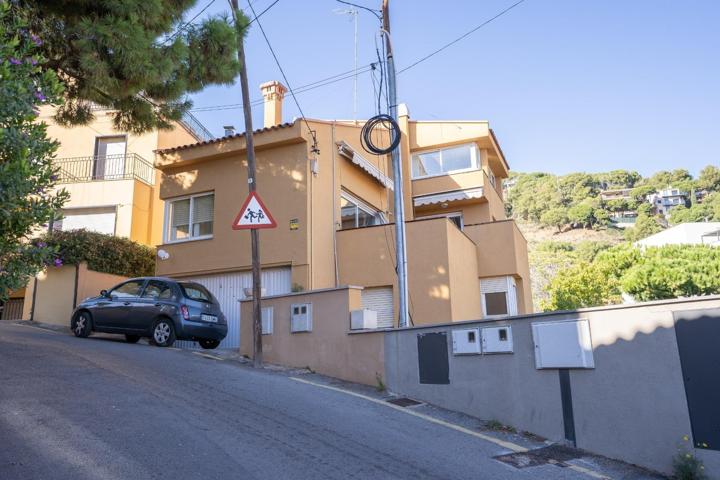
[0,323,659,480]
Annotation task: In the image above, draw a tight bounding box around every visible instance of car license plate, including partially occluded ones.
[201,314,218,323]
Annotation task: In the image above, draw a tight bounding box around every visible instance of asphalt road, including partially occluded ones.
[0,322,647,480]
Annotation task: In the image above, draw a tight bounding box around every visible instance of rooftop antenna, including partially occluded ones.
[333,7,359,123]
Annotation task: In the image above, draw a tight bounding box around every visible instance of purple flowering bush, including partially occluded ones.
[38,230,155,278]
[0,3,68,301]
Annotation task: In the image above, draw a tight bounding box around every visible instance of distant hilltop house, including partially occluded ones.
[647,187,690,216]
[599,187,633,201]
[598,187,637,228]
[635,222,720,248]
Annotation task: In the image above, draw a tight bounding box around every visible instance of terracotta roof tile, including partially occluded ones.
[156,121,296,154]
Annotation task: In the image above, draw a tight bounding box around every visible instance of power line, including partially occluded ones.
[248,0,280,25]
[398,0,529,74]
[162,0,217,45]
[190,63,376,112]
[247,1,320,152]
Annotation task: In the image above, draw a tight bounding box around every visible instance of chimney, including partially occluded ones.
[260,80,287,128]
[223,125,235,136]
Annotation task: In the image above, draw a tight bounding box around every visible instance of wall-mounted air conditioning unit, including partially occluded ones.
[350,309,378,330]
[290,303,312,333]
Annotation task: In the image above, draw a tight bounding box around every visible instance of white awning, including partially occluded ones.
[413,188,484,207]
[336,141,393,190]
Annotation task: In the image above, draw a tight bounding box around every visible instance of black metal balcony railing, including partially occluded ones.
[54,153,155,185]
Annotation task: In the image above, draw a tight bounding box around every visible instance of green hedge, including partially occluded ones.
[38,230,155,278]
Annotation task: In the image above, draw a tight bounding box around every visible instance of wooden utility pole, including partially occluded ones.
[381,0,410,328]
[230,0,263,367]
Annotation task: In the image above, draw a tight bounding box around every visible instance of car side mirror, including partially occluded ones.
[100,289,108,297]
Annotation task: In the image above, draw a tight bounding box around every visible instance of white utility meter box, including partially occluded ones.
[481,326,514,353]
[452,328,481,355]
[350,309,378,330]
[532,319,594,369]
[290,303,312,332]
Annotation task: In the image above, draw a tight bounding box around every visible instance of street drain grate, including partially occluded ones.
[386,397,422,407]
[494,444,581,469]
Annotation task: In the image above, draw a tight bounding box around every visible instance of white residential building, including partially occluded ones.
[636,222,720,248]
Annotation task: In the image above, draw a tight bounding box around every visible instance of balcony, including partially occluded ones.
[54,153,154,186]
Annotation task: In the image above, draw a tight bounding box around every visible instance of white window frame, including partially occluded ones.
[339,191,385,230]
[415,211,464,230]
[481,276,518,318]
[164,191,214,244]
[411,143,479,180]
[261,306,274,335]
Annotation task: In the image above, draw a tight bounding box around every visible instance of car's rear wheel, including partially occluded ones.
[71,312,92,338]
[199,339,220,350]
[125,334,140,344]
[152,318,176,347]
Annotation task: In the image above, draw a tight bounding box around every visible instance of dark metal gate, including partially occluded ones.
[675,309,720,450]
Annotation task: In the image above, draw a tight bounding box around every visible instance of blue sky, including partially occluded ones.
[186,0,720,176]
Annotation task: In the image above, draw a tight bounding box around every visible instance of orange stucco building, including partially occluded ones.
[153,80,531,338]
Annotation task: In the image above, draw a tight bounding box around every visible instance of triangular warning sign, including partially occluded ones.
[232,191,277,230]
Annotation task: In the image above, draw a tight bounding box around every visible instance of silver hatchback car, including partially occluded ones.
[70,277,228,349]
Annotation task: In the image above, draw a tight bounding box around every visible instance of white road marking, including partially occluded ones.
[290,377,613,480]
[566,463,612,479]
[192,351,223,361]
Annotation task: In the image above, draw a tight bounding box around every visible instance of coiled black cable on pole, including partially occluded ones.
[361,114,401,155]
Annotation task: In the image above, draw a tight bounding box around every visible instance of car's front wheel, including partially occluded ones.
[199,339,220,350]
[152,318,176,347]
[125,334,140,344]
[71,312,92,338]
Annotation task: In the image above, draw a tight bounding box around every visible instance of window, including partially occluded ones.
[261,307,274,335]
[412,144,478,179]
[339,192,384,230]
[58,207,116,235]
[94,136,127,179]
[142,280,174,300]
[110,280,145,299]
[179,282,213,303]
[167,193,214,242]
[480,276,518,317]
[485,292,509,316]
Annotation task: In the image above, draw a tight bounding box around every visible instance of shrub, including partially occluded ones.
[39,230,155,277]
[673,436,707,480]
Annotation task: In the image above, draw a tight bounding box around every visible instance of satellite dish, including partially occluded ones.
[157,249,170,260]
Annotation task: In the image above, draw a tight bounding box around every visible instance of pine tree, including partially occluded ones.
[11,0,244,133]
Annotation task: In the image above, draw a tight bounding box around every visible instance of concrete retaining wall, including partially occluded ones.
[27,263,127,326]
[240,287,386,386]
[384,297,720,477]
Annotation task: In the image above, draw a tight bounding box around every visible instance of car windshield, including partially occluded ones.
[179,282,213,303]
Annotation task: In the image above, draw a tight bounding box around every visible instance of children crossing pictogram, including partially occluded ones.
[232,191,277,229]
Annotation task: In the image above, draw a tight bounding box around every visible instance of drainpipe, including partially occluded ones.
[332,122,339,287]
[72,263,80,309]
[29,276,38,322]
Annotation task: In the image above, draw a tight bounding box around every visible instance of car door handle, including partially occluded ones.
[154,303,161,307]
[123,301,131,306]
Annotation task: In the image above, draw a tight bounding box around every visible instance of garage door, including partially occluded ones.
[362,287,394,329]
[177,267,291,348]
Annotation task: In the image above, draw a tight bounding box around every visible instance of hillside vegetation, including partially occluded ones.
[507,166,720,310]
